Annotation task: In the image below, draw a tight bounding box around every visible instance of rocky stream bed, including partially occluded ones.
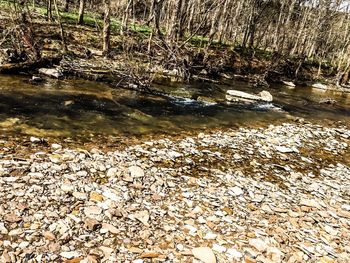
[0,123,350,263]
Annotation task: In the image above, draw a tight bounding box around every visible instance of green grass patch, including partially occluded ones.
[129,22,152,34]
[188,35,209,46]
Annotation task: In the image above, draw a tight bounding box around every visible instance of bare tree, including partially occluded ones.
[47,0,53,21]
[6,0,350,84]
[53,0,67,53]
[103,0,111,54]
[78,0,85,25]
[64,0,70,12]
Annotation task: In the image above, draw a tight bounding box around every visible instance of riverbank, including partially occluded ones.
[0,122,349,262]
[1,2,349,93]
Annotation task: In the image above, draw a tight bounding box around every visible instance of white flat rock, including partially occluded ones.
[192,247,217,263]
[282,81,296,88]
[312,83,328,90]
[128,166,145,178]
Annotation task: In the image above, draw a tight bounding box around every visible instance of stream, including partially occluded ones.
[0,75,349,139]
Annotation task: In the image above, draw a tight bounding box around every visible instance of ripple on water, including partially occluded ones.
[0,75,349,138]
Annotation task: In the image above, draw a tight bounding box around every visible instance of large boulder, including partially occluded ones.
[226,90,273,103]
[226,90,262,102]
[259,90,273,102]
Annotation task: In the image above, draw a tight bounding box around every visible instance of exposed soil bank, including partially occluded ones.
[2,45,348,93]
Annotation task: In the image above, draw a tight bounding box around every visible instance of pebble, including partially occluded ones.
[300,198,321,208]
[0,123,348,262]
[51,143,62,150]
[84,206,102,217]
[192,247,217,263]
[84,218,101,231]
[73,191,88,200]
[341,204,350,211]
[90,192,104,202]
[43,231,56,241]
[128,166,144,178]
[30,136,41,143]
[106,167,118,177]
[275,146,295,153]
[61,183,74,192]
[204,232,217,240]
[229,186,244,196]
[60,251,82,259]
[101,223,119,234]
[212,244,226,253]
[227,248,243,258]
[133,210,150,226]
[249,238,268,252]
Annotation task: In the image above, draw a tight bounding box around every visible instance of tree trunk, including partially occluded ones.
[64,0,69,12]
[178,0,189,38]
[273,1,284,51]
[47,0,52,21]
[153,0,165,37]
[242,11,252,48]
[148,0,156,23]
[169,0,184,42]
[78,0,85,25]
[208,1,224,47]
[53,0,67,53]
[187,1,195,34]
[279,0,296,53]
[217,0,229,43]
[103,0,111,55]
[121,0,132,35]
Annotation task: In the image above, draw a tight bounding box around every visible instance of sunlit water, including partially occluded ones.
[0,74,349,138]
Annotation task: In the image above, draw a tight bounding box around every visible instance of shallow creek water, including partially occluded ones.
[0,75,349,139]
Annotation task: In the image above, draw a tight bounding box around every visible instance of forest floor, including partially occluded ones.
[0,1,344,92]
[0,123,349,262]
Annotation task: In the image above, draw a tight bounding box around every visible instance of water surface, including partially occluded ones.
[0,75,349,138]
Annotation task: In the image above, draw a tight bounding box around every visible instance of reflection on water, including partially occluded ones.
[0,74,349,138]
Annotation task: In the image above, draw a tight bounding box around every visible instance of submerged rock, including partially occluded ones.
[0,118,20,128]
[127,110,153,122]
[319,98,336,105]
[196,96,217,105]
[30,76,44,83]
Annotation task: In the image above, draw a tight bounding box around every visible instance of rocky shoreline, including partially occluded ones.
[0,123,350,262]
